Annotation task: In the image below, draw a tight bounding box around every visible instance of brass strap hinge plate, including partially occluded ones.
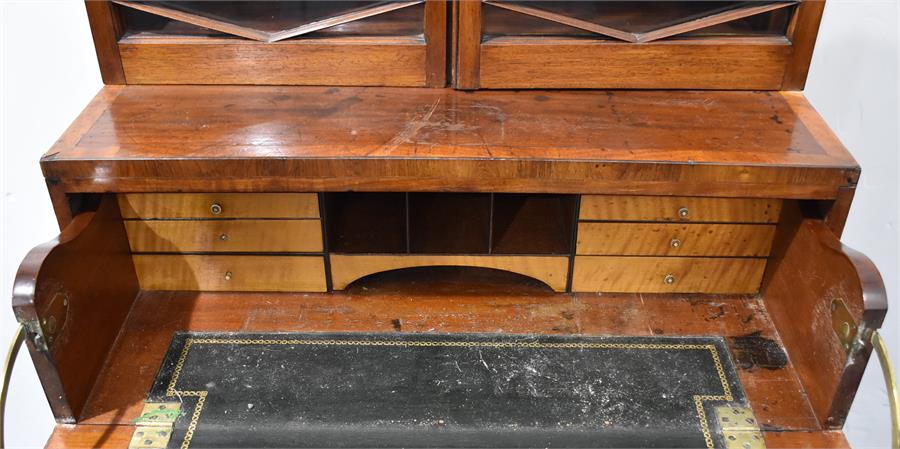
[129,402,181,449]
[715,405,766,449]
[831,298,861,353]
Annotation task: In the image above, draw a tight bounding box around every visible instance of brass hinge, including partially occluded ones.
[129,402,181,449]
[715,405,766,449]
[831,298,864,353]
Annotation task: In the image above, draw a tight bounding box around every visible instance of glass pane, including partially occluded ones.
[683,5,793,37]
[483,1,793,39]
[119,1,424,39]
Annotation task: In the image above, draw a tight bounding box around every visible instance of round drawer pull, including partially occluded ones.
[664,274,676,285]
[677,207,690,219]
[224,271,233,281]
[670,238,682,248]
[210,202,223,215]
[219,233,229,242]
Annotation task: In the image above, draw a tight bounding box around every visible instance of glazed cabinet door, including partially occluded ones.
[88,0,448,86]
[455,0,824,89]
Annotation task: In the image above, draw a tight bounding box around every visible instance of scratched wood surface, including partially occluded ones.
[41,86,857,198]
[76,283,819,432]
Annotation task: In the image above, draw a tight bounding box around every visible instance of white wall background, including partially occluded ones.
[0,1,897,448]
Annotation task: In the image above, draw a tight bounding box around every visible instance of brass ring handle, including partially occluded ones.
[663,274,676,285]
[670,238,682,248]
[871,330,899,449]
[224,271,233,281]
[677,207,690,219]
[210,202,223,215]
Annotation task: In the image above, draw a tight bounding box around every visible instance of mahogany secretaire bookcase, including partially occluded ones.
[6,1,898,449]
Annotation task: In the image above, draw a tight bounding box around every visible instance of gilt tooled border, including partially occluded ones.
[165,338,735,449]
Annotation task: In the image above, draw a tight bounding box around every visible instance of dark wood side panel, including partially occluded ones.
[762,209,887,428]
[823,186,856,238]
[782,0,827,90]
[11,195,139,422]
[479,37,790,89]
[455,0,481,89]
[84,1,125,84]
[424,0,449,87]
[118,38,427,86]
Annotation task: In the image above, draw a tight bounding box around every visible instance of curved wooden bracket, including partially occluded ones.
[329,254,570,292]
[11,194,138,423]
[762,217,888,429]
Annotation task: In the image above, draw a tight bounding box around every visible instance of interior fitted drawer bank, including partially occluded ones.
[572,195,781,293]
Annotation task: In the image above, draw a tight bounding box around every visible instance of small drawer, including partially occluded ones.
[576,223,775,257]
[125,219,323,253]
[572,256,766,294]
[579,195,781,223]
[119,193,319,219]
[133,254,327,292]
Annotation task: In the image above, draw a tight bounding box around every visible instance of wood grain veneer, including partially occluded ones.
[133,254,327,292]
[580,195,782,223]
[124,219,323,253]
[576,223,776,257]
[119,37,428,86]
[479,37,791,89]
[118,193,319,219]
[572,256,767,294]
[42,87,858,198]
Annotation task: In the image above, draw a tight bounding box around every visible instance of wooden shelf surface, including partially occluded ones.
[42,86,857,198]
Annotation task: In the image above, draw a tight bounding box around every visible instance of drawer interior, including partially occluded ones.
[117,193,783,294]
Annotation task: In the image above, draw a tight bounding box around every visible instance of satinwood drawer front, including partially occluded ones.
[576,223,776,257]
[571,256,766,294]
[579,195,781,223]
[133,254,327,292]
[125,220,323,253]
[119,193,320,219]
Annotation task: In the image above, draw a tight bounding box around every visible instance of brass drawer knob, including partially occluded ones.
[670,238,682,248]
[664,274,676,285]
[677,207,690,219]
[219,233,229,242]
[224,271,233,281]
[210,202,223,215]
